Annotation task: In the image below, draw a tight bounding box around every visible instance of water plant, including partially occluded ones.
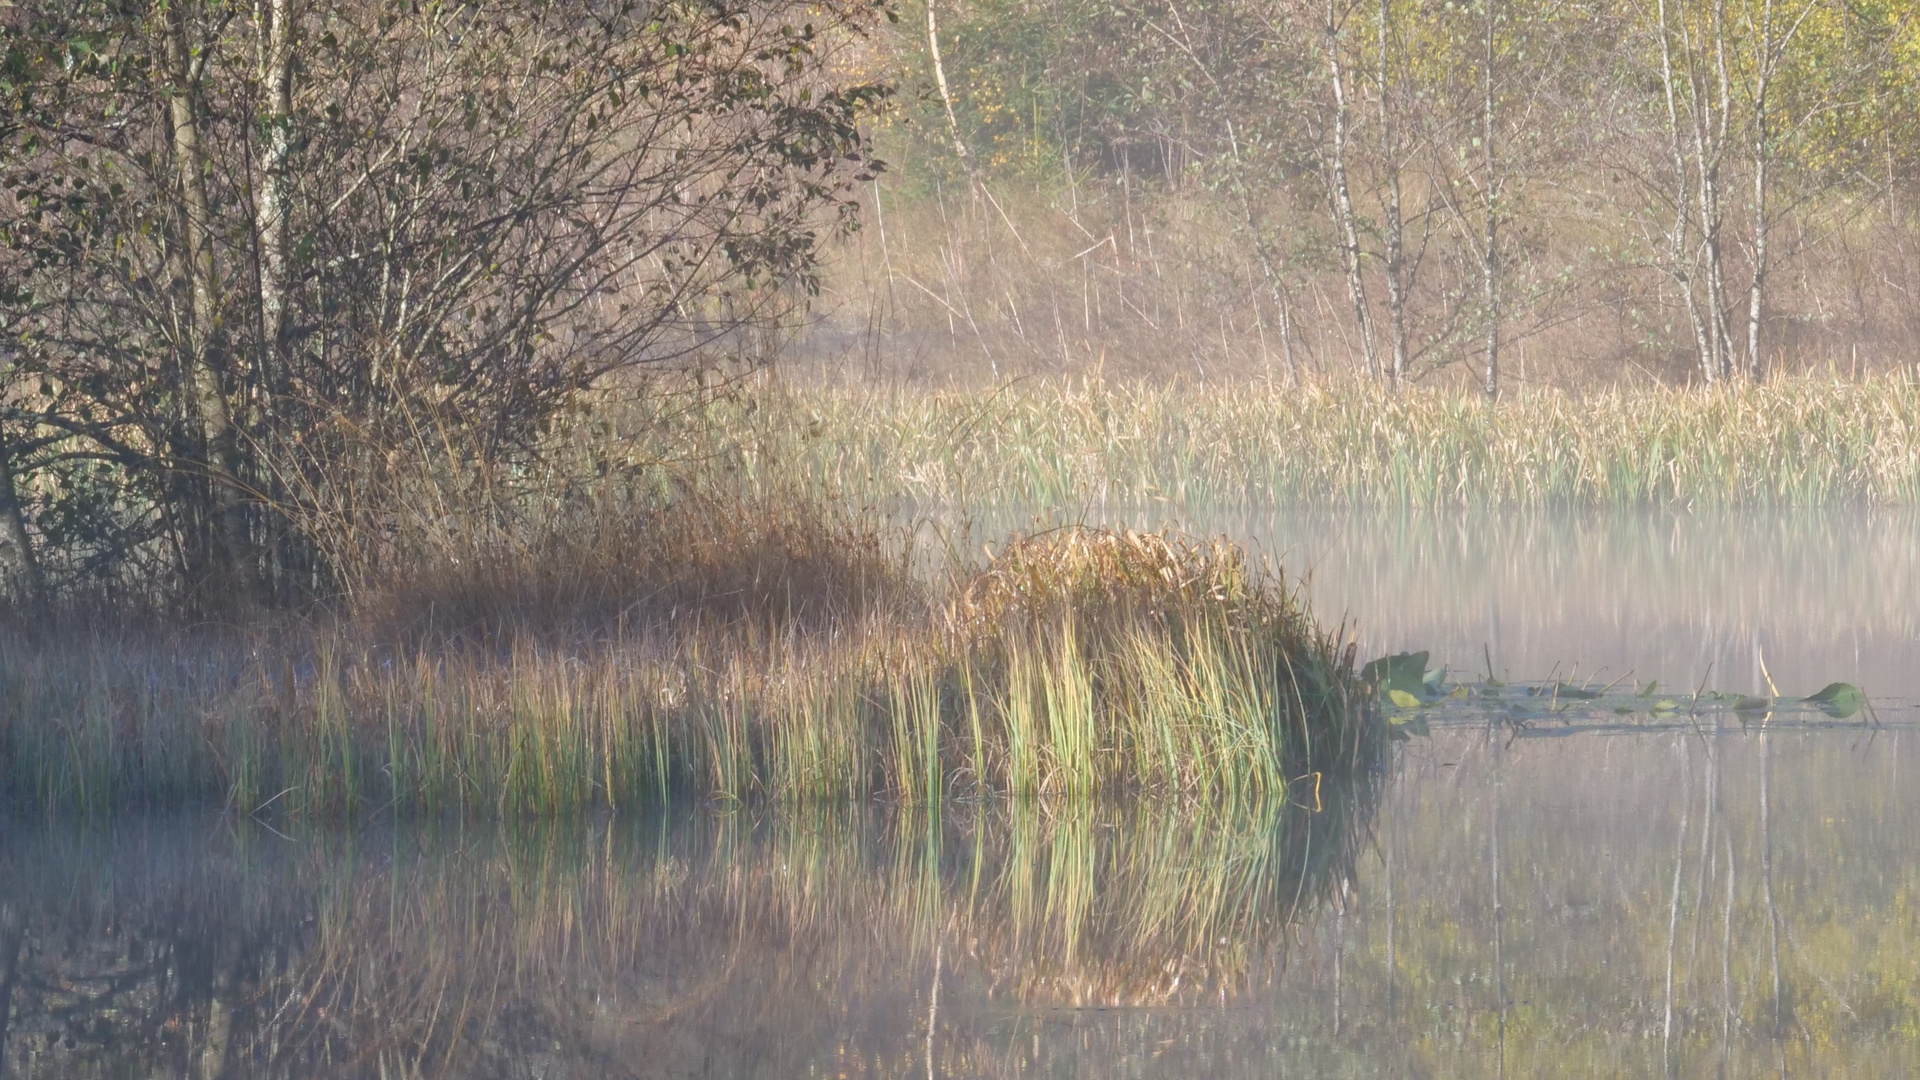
[0,522,1380,817]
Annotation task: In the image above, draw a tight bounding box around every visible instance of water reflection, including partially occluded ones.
[0,781,1374,1078]
[3,722,1914,1077]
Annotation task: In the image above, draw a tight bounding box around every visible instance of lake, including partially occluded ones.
[3,508,1913,1077]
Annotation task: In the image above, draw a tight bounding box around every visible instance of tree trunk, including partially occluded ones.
[1656,0,1716,381]
[1325,0,1379,378]
[925,0,974,176]
[1747,100,1769,381]
[0,432,45,611]
[1380,0,1410,388]
[1692,0,1734,381]
[166,7,256,602]
[254,0,298,602]
[256,0,296,394]
[1481,0,1499,401]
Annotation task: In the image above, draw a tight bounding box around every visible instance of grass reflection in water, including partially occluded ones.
[0,784,1374,1079]
[3,722,1913,1078]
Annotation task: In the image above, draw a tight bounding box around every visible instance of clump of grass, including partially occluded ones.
[351,480,914,646]
[947,528,1371,797]
[744,372,1920,509]
[0,518,1378,816]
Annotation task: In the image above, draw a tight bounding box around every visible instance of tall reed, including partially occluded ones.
[0,528,1378,816]
[737,372,1920,510]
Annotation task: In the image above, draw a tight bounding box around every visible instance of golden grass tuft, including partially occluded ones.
[952,528,1261,632]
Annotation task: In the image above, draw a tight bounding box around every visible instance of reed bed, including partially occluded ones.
[745,372,1920,509]
[0,527,1378,816]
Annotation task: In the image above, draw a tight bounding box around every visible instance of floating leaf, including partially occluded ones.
[1613,706,1634,715]
[1639,680,1659,699]
[1363,651,1431,700]
[1651,699,1680,713]
[1448,685,1470,699]
[1732,695,1771,713]
[1556,683,1603,700]
[1388,713,1430,739]
[1388,688,1423,709]
[1804,682,1865,718]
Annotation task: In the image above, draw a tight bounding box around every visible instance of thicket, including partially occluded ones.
[826,0,1920,388]
[0,0,886,613]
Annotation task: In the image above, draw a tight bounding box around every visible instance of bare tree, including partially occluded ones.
[1480,0,1501,400]
[1743,0,1819,380]
[0,0,888,608]
[1654,0,1739,382]
[1379,0,1411,387]
[1655,0,1719,379]
[1323,0,1381,378]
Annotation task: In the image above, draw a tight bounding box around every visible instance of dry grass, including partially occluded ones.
[747,372,1920,509]
[351,482,913,646]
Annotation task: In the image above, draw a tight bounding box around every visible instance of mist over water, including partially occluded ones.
[1258,507,1920,702]
[945,505,1920,702]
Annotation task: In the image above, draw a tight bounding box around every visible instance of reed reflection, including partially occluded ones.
[6,724,1910,1079]
[0,780,1376,1079]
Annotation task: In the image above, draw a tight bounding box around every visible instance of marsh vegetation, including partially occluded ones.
[1,517,1380,815]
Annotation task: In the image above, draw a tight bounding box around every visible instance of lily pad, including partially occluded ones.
[1651,699,1680,714]
[1388,688,1423,709]
[1555,683,1603,700]
[1731,695,1772,713]
[1804,682,1866,719]
[1363,651,1432,700]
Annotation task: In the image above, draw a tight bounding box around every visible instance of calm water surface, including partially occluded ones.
[3,722,1914,1077]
